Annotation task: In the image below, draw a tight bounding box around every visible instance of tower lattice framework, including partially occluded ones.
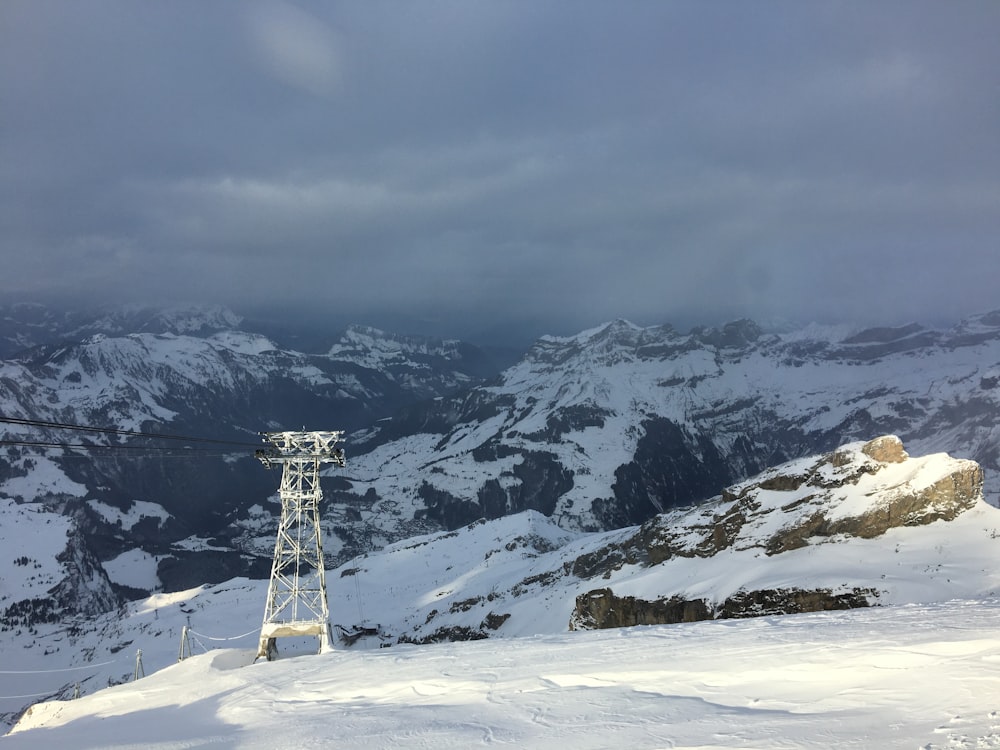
[255,430,345,660]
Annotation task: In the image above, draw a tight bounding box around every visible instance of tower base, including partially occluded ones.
[256,620,333,660]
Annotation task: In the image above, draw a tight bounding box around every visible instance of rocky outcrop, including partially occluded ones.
[764,436,982,554]
[559,437,983,626]
[49,526,120,618]
[610,435,984,568]
[569,588,711,630]
[860,434,908,463]
[569,586,878,630]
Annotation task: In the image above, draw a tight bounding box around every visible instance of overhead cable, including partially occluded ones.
[0,415,261,448]
[0,439,242,457]
[0,658,119,674]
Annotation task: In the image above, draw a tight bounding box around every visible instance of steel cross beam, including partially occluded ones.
[255,430,345,661]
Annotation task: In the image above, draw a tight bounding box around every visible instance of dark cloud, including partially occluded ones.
[1,0,998,344]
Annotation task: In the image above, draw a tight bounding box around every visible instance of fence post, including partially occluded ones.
[134,649,145,681]
[178,625,192,662]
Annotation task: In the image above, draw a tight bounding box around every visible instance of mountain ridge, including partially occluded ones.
[334,308,1000,545]
[4,304,1000,607]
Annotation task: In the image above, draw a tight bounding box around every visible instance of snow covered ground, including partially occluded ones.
[6,599,1000,749]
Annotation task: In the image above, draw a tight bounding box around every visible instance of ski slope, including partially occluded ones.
[6,599,1000,749]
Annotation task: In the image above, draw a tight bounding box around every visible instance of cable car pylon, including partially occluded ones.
[255,430,345,661]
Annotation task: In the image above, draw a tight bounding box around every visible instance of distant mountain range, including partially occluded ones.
[2,303,1000,613]
[333,312,1000,541]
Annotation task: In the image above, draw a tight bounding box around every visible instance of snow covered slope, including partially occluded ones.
[4,438,998,736]
[328,436,997,641]
[8,600,1000,749]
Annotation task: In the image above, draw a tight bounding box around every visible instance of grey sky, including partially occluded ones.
[2,1,998,344]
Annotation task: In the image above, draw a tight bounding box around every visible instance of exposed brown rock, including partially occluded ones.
[861,435,908,463]
[481,612,511,631]
[766,452,983,550]
[717,587,876,618]
[766,510,830,555]
[569,588,711,630]
[398,625,489,644]
[569,586,878,630]
[845,461,984,535]
[757,473,808,491]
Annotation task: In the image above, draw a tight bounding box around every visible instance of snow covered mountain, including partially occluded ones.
[0,303,244,357]
[0,305,500,600]
[334,313,1000,543]
[3,437,999,746]
[4,305,1000,619]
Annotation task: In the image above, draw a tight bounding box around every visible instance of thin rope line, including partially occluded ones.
[188,628,258,642]
[0,659,118,674]
[0,690,67,699]
[189,633,209,654]
[0,415,261,448]
[0,439,244,456]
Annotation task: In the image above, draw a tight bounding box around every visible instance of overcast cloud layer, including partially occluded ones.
[2,1,998,343]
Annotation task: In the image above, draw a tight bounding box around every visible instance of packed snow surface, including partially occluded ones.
[7,600,1000,749]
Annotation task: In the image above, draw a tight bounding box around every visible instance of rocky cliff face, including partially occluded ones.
[568,435,983,629]
[569,586,878,630]
[0,498,119,631]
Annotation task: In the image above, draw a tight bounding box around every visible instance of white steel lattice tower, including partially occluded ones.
[255,430,345,660]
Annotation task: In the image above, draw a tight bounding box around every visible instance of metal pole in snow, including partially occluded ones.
[178,625,192,661]
[133,649,145,681]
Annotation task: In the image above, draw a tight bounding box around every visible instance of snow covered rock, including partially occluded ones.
[2,435,998,729]
[569,436,984,628]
